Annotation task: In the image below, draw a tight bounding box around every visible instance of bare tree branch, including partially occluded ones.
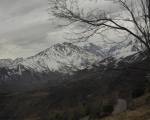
[48,0,150,69]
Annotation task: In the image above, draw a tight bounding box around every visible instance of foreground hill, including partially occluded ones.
[101,93,150,120]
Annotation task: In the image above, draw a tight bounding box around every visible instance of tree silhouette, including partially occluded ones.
[48,0,150,69]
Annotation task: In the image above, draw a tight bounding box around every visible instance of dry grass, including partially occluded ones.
[101,93,150,120]
[101,105,150,120]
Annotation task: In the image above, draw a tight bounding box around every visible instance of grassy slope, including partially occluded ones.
[101,93,150,120]
[0,75,118,120]
[0,56,149,120]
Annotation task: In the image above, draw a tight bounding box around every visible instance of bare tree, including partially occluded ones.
[48,0,150,68]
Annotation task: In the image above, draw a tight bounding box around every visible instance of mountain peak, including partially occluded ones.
[0,42,103,73]
[84,43,106,57]
[62,42,72,46]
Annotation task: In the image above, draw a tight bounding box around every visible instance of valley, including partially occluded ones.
[0,42,149,120]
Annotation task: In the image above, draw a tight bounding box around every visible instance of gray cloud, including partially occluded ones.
[1,22,52,46]
[0,0,123,59]
[0,0,48,17]
[0,0,66,59]
[0,20,67,59]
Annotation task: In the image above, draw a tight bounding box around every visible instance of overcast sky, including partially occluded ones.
[0,0,130,59]
[0,0,67,59]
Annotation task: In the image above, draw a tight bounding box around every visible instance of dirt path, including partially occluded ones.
[112,99,127,115]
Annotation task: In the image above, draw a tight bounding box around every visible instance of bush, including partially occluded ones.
[102,104,114,113]
[148,87,150,93]
[89,114,96,119]
[85,105,91,115]
[88,109,101,119]
[146,95,150,102]
[132,83,145,98]
[72,111,80,120]
[98,113,109,119]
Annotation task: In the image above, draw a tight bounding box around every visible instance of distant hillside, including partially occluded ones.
[0,41,142,93]
[0,50,149,120]
[0,42,103,93]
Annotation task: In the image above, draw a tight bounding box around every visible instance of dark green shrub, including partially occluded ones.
[132,84,145,98]
[98,113,109,119]
[82,102,86,106]
[50,118,53,120]
[148,87,150,93]
[85,104,95,115]
[89,114,96,119]
[54,114,63,120]
[85,105,91,115]
[146,95,150,101]
[72,111,80,120]
[62,116,68,120]
[102,104,114,113]
[88,109,101,119]
[96,112,100,117]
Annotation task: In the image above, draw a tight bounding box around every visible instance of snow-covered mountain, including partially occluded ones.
[83,40,146,72]
[22,41,136,72]
[0,41,144,92]
[84,43,106,57]
[0,42,106,92]
[0,42,103,74]
[0,41,141,76]
[111,40,143,59]
[0,59,14,68]
[83,42,126,57]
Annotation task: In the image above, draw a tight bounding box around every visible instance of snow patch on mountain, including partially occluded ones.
[0,42,103,74]
[110,40,144,61]
[114,51,138,59]
[0,40,144,76]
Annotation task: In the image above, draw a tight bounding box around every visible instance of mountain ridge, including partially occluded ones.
[0,42,104,72]
[0,42,104,92]
[0,41,143,93]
